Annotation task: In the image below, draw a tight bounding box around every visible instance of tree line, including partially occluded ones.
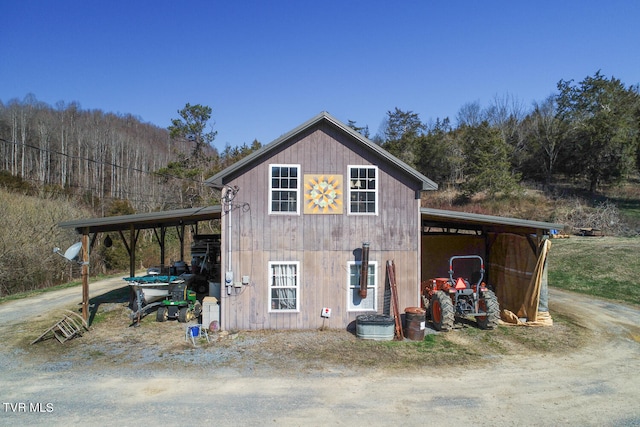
[0,71,638,217]
[368,71,640,196]
[0,97,262,214]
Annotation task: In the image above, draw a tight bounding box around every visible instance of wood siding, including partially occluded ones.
[220,123,424,330]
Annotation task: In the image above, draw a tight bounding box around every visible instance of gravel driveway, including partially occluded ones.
[1,279,639,426]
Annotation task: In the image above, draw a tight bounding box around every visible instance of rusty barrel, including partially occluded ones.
[404,307,426,341]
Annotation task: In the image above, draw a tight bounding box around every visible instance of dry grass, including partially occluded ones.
[0,188,90,296]
[17,301,587,375]
[423,182,640,236]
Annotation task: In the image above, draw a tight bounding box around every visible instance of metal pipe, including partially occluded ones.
[227,187,232,274]
[225,187,233,295]
[359,242,370,298]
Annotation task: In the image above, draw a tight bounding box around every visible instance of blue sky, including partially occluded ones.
[2,1,638,151]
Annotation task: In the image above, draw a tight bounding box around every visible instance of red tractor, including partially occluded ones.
[421,255,499,331]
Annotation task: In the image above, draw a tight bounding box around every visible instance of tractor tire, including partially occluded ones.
[193,301,202,319]
[178,307,190,323]
[429,290,454,331]
[156,306,168,322]
[476,290,500,330]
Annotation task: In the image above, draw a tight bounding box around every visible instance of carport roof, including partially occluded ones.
[58,205,563,236]
[58,206,222,234]
[421,207,564,235]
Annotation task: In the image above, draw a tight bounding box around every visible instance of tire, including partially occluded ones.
[178,307,190,323]
[476,290,500,330]
[429,291,454,331]
[156,306,168,322]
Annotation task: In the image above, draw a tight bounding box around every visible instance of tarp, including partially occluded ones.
[489,234,552,326]
[123,275,182,283]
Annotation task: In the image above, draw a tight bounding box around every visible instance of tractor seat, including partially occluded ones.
[471,271,482,284]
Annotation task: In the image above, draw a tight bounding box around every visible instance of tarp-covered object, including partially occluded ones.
[489,234,552,326]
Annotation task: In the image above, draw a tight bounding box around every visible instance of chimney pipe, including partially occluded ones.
[359,242,370,298]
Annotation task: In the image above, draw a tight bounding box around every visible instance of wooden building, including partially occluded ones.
[207,112,438,330]
[60,112,562,329]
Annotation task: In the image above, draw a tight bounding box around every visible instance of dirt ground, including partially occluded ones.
[1,278,639,426]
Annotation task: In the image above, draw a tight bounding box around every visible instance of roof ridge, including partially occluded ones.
[206,112,437,191]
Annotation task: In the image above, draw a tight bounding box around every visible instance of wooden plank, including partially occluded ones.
[387,260,404,340]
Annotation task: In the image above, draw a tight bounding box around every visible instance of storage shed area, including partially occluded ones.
[421,208,561,324]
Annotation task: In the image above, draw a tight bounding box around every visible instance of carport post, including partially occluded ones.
[81,230,89,322]
[129,224,136,278]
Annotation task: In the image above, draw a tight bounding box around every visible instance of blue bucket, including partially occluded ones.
[190,325,200,337]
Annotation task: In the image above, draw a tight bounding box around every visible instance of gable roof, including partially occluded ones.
[206,111,438,191]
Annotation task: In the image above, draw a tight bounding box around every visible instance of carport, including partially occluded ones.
[58,206,222,321]
[59,204,561,325]
[421,208,564,324]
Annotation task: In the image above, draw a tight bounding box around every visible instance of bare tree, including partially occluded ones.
[527,95,564,184]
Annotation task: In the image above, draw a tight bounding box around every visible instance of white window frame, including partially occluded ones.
[269,164,301,215]
[347,260,377,312]
[347,165,378,215]
[268,261,300,312]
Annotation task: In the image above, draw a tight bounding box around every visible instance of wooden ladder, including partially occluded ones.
[387,260,404,340]
[31,310,89,345]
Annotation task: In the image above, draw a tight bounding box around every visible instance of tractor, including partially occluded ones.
[156,280,202,323]
[421,255,499,331]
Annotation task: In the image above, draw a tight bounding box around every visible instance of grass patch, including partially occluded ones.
[549,237,640,305]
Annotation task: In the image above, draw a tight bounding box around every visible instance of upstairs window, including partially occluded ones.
[269,164,300,214]
[348,166,378,214]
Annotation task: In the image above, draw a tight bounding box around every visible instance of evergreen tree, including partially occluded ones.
[556,71,640,192]
[380,108,425,167]
[459,122,521,197]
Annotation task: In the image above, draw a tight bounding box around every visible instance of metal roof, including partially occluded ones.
[58,205,222,234]
[58,205,563,237]
[206,111,438,191]
[421,207,565,235]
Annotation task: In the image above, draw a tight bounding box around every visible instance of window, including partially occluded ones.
[269,261,300,312]
[347,261,377,311]
[348,166,377,214]
[269,164,300,214]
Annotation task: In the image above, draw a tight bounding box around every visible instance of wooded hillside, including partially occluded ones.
[1,71,638,296]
